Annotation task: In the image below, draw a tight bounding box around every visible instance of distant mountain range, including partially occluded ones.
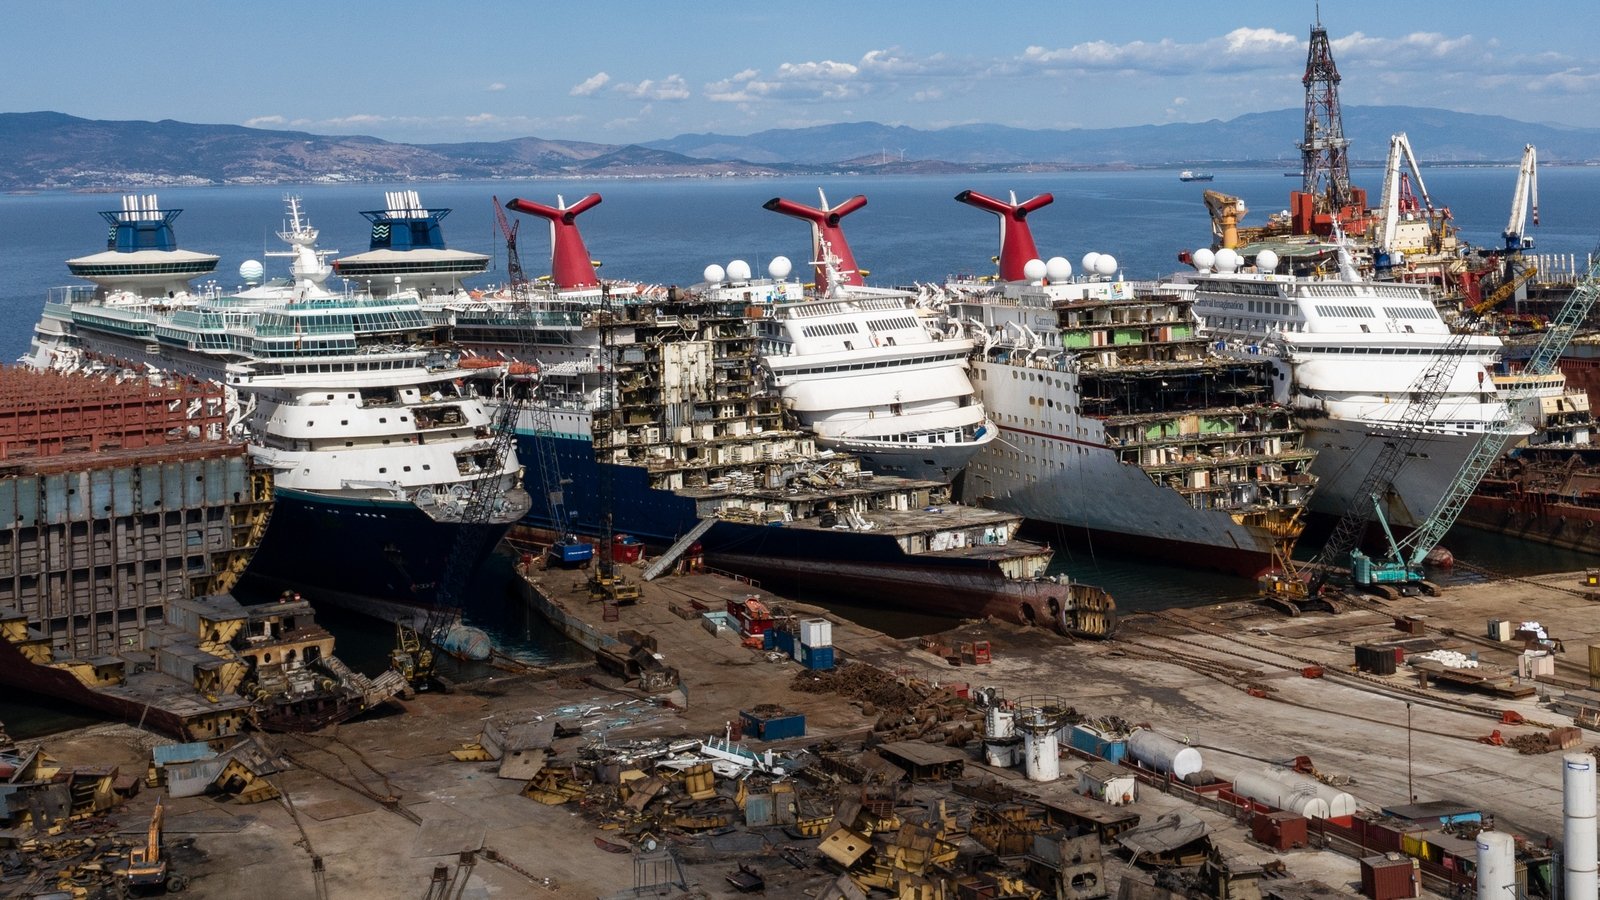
[1,107,1595,191]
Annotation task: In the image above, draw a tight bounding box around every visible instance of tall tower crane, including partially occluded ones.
[491,195,527,290]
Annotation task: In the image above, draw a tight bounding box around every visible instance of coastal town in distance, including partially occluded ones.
[4,4,1600,898]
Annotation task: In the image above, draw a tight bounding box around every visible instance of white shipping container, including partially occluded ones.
[800,618,832,648]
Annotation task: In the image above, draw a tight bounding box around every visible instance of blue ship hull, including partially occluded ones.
[512,433,1102,628]
[241,488,512,617]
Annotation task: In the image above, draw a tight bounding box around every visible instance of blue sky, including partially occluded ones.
[9,1,1598,143]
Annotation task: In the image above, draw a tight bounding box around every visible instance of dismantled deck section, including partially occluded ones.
[1064,292,1317,524]
[581,293,1112,635]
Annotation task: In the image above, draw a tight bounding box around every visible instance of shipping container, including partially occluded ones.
[1360,854,1420,900]
[739,709,806,741]
[800,618,832,647]
[800,644,835,671]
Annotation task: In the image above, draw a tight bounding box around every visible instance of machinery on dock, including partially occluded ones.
[391,379,527,689]
[1266,240,1600,610]
[124,798,187,893]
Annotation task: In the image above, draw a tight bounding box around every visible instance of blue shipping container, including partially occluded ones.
[800,643,835,671]
[1068,725,1128,764]
[740,710,806,741]
[774,629,796,658]
[762,630,776,651]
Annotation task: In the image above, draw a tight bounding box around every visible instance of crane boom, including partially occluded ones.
[1392,244,1600,567]
[491,196,526,289]
[1505,144,1540,251]
[1376,132,1436,257]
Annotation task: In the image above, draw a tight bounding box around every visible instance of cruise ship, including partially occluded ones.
[693,191,995,482]
[1177,241,1525,528]
[24,195,531,620]
[943,190,1318,575]
[332,190,491,299]
[426,194,1116,637]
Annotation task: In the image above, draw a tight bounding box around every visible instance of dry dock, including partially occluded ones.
[9,563,1600,898]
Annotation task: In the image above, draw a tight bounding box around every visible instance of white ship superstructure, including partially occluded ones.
[697,254,995,482]
[1179,245,1526,527]
[25,195,530,615]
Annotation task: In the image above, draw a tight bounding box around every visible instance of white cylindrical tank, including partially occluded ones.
[985,705,1016,740]
[1565,752,1598,900]
[1255,766,1357,818]
[1021,722,1060,782]
[1231,768,1330,820]
[984,738,1020,768]
[1476,831,1516,900]
[1127,729,1203,780]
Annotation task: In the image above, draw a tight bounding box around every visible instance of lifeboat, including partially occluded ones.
[456,356,502,370]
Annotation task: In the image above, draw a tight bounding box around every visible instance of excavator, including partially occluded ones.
[124,797,188,893]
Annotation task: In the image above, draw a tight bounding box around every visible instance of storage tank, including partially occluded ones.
[1019,709,1061,782]
[1231,768,1330,820]
[1475,831,1516,900]
[1565,752,1598,900]
[1128,729,1203,780]
[1255,766,1357,818]
[985,705,1016,740]
[983,737,1021,768]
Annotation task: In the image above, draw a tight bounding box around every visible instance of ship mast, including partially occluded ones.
[1298,10,1353,216]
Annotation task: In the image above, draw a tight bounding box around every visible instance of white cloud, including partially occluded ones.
[1021,27,1301,76]
[615,74,689,101]
[486,82,507,92]
[244,115,286,127]
[570,72,611,97]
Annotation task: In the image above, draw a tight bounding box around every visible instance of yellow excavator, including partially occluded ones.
[125,797,189,893]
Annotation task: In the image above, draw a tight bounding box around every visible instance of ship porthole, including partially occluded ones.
[1020,603,1037,626]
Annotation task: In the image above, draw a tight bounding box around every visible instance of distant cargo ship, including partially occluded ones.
[1179,170,1215,182]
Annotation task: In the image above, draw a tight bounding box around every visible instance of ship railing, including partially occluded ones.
[46,285,97,306]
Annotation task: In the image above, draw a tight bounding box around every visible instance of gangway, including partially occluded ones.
[641,517,717,582]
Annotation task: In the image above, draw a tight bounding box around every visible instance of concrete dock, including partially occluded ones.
[10,562,1600,898]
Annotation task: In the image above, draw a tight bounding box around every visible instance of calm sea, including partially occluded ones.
[3,168,1599,733]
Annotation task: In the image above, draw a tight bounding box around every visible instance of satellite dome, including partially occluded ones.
[768,256,793,280]
[1255,249,1279,273]
[1215,248,1241,273]
[703,264,726,284]
[1095,254,1118,277]
[727,259,752,281]
[1192,248,1216,271]
[1044,256,1072,282]
[239,259,264,283]
[1022,258,1047,283]
[1081,252,1102,275]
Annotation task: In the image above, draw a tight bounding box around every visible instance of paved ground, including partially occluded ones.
[17,565,1600,898]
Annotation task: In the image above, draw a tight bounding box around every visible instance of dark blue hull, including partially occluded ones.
[241,488,511,615]
[514,433,1115,634]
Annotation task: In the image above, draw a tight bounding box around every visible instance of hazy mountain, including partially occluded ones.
[647,106,1600,166]
[1,107,1594,191]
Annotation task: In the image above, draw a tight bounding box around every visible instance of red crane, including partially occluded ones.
[491,195,527,289]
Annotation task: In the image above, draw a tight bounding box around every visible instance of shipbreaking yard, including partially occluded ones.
[9,564,1600,899]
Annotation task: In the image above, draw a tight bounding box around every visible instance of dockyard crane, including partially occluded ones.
[1505,144,1540,254]
[1203,190,1249,250]
[1374,133,1440,274]
[1350,243,1600,594]
[491,195,527,290]
[391,377,527,690]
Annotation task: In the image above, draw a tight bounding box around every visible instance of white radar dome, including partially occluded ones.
[1023,258,1047,283]
[1081,252,1102,275]
[1191,248,1216,271]
[1095,254,1118,277]
[1215,248,1241,273]
[1255,249,1279,273]
[767,256,792,280]
[1045,256,1072,281]
[726,259,752,281]
[703,264,726,284]
[239,260,264,283]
